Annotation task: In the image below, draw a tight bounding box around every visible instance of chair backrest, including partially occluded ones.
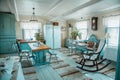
[17,42,22,52]
[12,43,20,53]
[68,39,74,46]
[85,34,99,43]
[95,39,106,53]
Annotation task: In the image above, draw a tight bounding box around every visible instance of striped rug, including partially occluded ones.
[21,60,39,80]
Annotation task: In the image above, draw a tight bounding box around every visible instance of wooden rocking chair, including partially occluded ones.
[76,39,111,72]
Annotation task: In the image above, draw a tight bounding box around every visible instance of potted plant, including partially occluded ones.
[35,33,41,46]
[35,33,41,41]
[71,30,78,39]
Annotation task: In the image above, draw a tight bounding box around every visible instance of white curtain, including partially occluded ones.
[103,15,120,46]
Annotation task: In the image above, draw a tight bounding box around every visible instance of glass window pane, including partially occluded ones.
[79,29,87,40]
[104,15,120,46]
[24,29,39,40]
[108,28,119,46]
[108,19,119,27]
[21,22,41,40]
[76,21,88,29]
[76,20,88,40]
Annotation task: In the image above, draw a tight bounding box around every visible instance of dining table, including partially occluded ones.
[28,42,51,66]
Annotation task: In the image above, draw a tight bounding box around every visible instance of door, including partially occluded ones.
[54,26,61,49]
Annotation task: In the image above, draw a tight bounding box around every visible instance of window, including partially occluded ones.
[21,22,41,40]
[76,20,89,40]
[103,15,120,46]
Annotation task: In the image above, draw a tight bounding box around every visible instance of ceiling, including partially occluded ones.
[0,0,120,21]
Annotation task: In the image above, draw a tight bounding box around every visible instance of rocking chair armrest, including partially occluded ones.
[83,53,94,56]
[83,51,99,56]
[82,52,93,56]
[82,50,94,55]
[86,47,95,51]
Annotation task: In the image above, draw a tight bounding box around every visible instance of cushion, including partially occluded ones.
[87,42,94,48]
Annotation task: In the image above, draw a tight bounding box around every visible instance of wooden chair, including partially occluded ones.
[76,39,111,72]
[12,42,31,62]
[48,50,58,63]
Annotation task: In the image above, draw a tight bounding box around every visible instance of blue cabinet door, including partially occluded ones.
[45,24,61,49]
[0,13,15,37]
[0,13,16,54]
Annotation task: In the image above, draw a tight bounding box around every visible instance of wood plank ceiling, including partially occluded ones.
[0,0,120,21]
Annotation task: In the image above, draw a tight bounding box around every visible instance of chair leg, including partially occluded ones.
[79,58,83,64]
[81,59,85,69]
[55,54,59,63]
[76,57,83,64]
[69,48,72,55]
[95,61,98,70]
[93,60,95,66]
[49,54,52,63]
[19,56,22,62]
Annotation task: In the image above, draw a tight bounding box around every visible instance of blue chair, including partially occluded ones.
[12,42,32,62]
[84,34,99,44]
[48,50,58,63]
[76,34,99,52]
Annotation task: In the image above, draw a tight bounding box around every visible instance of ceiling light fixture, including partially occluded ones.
[30,8,38,22]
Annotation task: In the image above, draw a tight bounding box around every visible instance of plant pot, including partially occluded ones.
[72,36,77,39]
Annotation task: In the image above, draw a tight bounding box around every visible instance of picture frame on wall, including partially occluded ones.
[91,17,98,30]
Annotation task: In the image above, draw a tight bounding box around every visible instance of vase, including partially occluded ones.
[72,36,77,40]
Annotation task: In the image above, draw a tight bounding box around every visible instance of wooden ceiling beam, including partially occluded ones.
[62,0,102,17]
[13,0,19,21]
[50,0,102,21]
[45,0,63,15]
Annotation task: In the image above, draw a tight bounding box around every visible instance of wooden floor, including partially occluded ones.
[0,48,115,80]
[33,49,115,80]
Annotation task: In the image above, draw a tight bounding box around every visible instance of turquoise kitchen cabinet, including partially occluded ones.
[45,23,61,49]
[0,13,16,54]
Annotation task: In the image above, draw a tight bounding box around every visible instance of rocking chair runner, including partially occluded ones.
[76,39,111,72]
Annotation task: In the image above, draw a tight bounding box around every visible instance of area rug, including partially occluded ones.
[46,52,64,64]
[55,66,80,77]
[23,67,36,75]
[21,60,39,80]
[57,48,70,55]
[58,48,69,52]
[51,62,70,69]
[21,60,33,68]
[51,59,64,64]
[57,48,115,80]
[57,48,81,60]
[99,67,116,79]
[24,73,39,80]
[63,72,93,80]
